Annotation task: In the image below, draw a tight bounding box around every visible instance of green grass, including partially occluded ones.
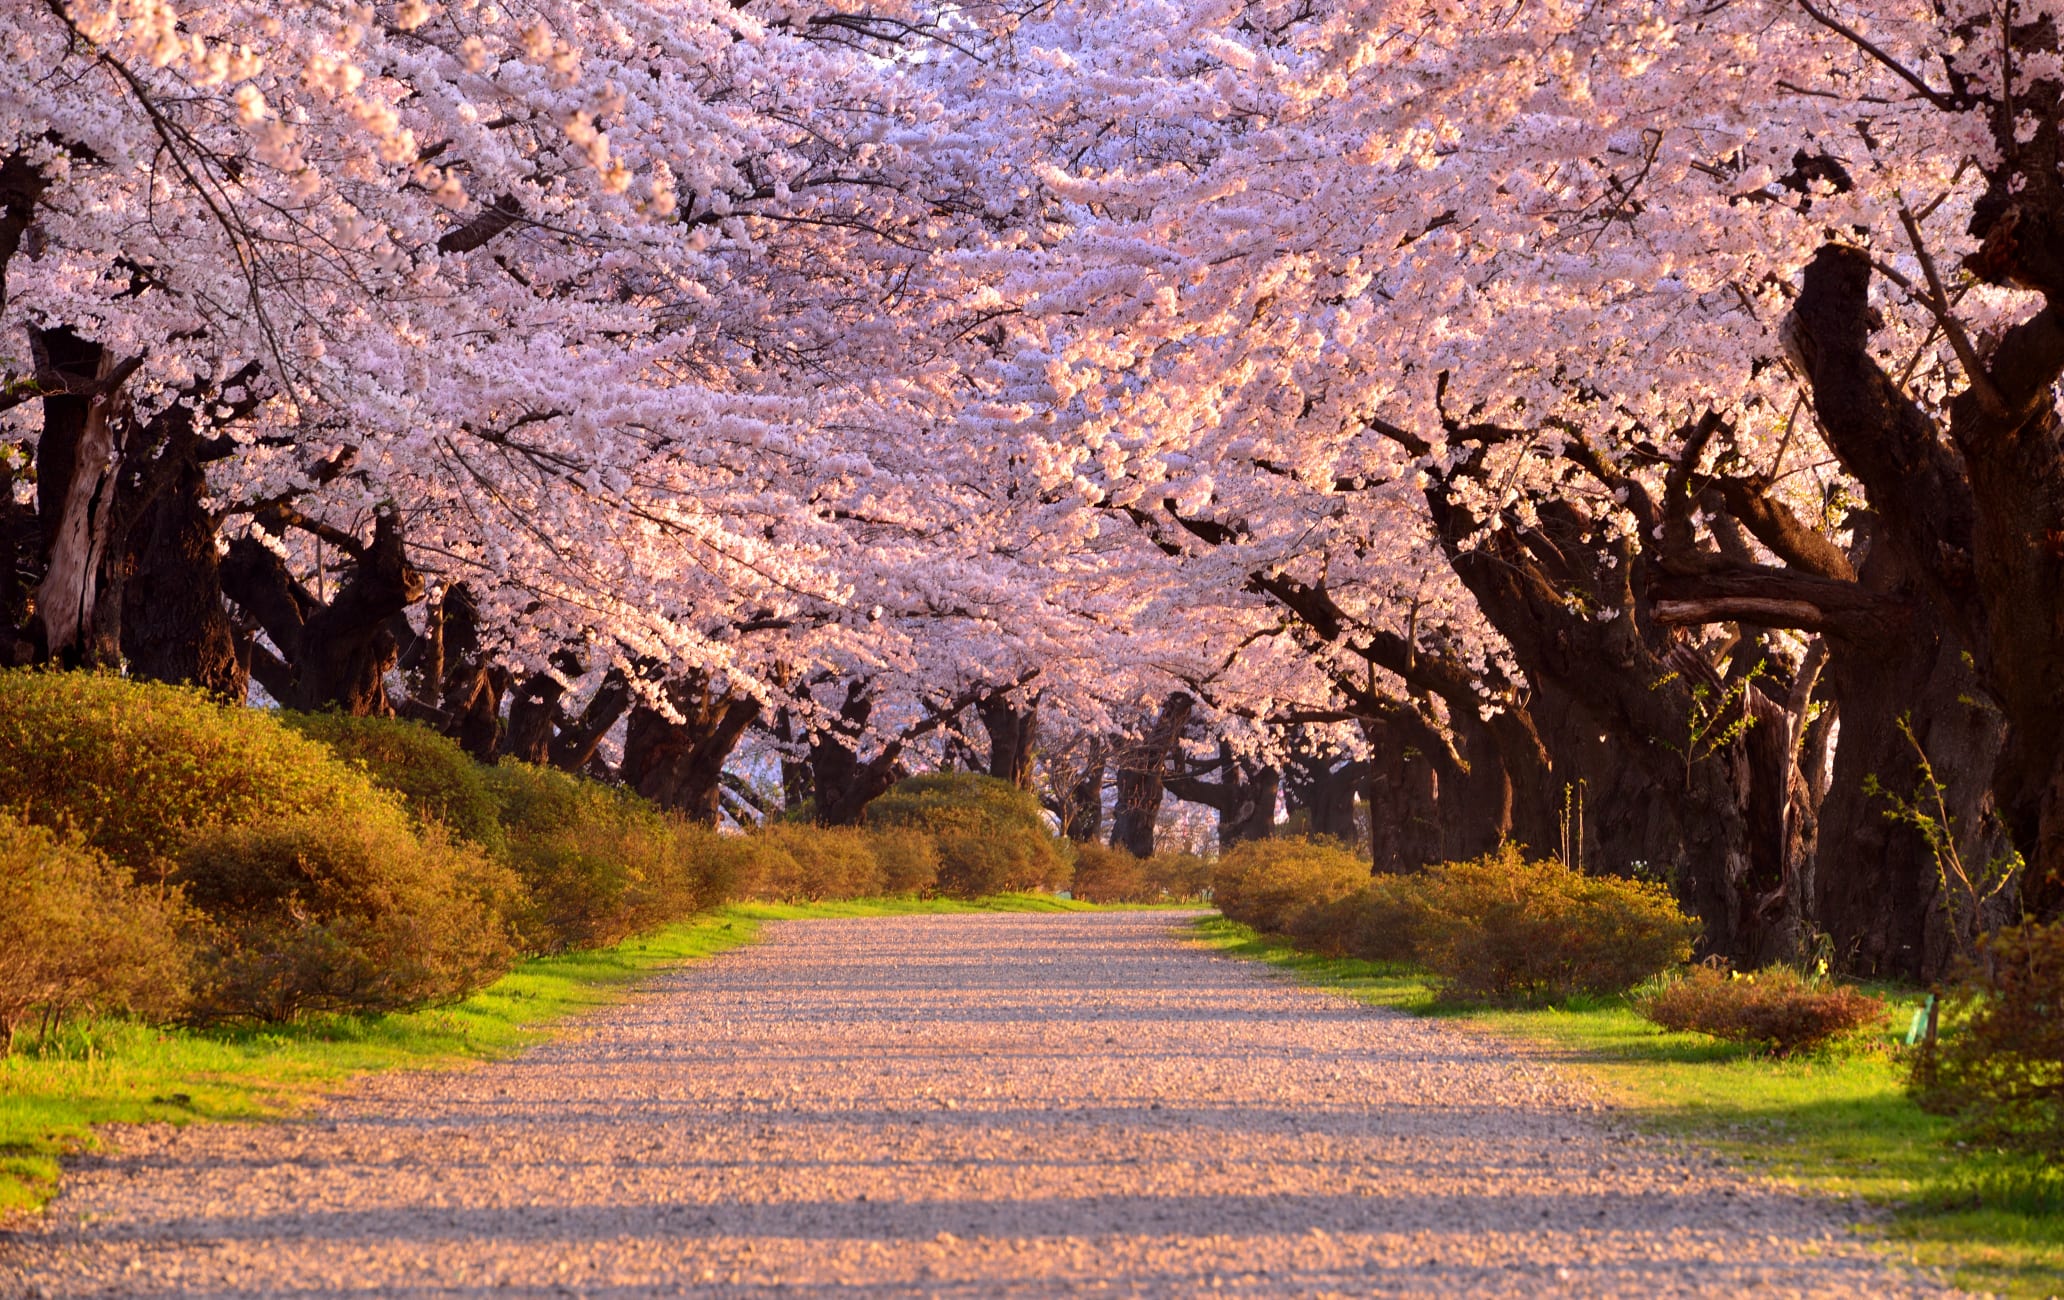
[0,892,1114,1218]
[1190,916,2063,1299]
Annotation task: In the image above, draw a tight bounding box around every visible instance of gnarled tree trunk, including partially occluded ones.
[980,690,1038,789]
[620,674,760,824]
[1110,692,1193,857]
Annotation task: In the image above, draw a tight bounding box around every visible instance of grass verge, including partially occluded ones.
[1191,915,2064,1300]
[0,892,1109,1217]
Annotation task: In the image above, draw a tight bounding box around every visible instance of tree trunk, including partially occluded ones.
[774,705,813,813]
[0,448,30,664]
[30,329,128,665]
[809,684,906,827]
[120,447,246,700]
[1050,734,1106,843]
[1361,713,1444,871]
[619,675,760,824]
[1789,240,2064,920]
[1165,741,1279,849]
[1812,551,2008,979]
[288,507,421,714]
[505,669,566,764]
[980,691,1038,788]
[221,505,423,715]
[1282,740,1364,848]
[0,151,51,317]
[1109,692,1193,857]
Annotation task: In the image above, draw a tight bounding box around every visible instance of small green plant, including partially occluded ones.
[1638,961,1886,1055]
[1865,715,2022,964]
[1652,661,1766,791]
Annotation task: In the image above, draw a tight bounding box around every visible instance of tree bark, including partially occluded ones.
[1109,692,1193,857]
[1165,740,1279,849]
[30,329,137,665]
[221,504,423,714]
[619,674,761,824]
[979,690,1038,788]
[1281,735,1365,848]
[1044,733,1107,843]
[120,446,245,700]
[1361,712,1445,871]
[1790,239,2064,919]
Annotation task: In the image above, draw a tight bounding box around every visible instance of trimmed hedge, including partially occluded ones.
[176,817,519,1022]
[0,671,414,882]
[282,711,506,850]
[1072,841,1212,903]
[1212,837,1368,933]
[1214,838,1699,1004]
[0,813,190,1048]
[1407,846,1699,1004]
[0,671,1087,1038]
[482,760,727,952]
[866,773,1070,897]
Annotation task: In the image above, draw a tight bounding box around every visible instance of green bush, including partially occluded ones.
[1639,963,1885,1055]
[482,761,728,951]
[1070,841,1151,903]
[0,813,191,1049]
[0,671,412,882]
[749,823,884,900]
[175,815,519,1022]
[1922,919,2064,1151]
[283,712,505,850]
[867,828,939,894]
[1068,843,1212,903]
[1285,878,1421,963]
[1142,850,1213,901]
[1409,845,1699,1004]
[1211,836,1369,933]
[866,773,1069,897]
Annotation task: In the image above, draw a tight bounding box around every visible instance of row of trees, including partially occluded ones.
[7,0,2063,978]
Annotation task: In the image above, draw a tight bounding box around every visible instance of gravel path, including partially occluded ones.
[4,911,1950,1298]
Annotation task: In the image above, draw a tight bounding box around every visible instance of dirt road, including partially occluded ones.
[2,911,1948,1297]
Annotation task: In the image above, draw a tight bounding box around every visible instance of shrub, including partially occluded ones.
[749,823,884,900]
[866,828,939,894]
[1211,836,1369,933]
[0,813,191,1049]
[1922,919,2064,1151]
[1409,845,1699,1004]
[1068,844,1212,903]
[1285,877,1421,963]
[1070,841,1152,903]
[1639,963,1885,1055]
[483,761,726,950]
[1142,850,1213,901]
[282,711,505,850]
[174,815,519,1022]
[0,670,413,882]
[866,773,1069,897]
